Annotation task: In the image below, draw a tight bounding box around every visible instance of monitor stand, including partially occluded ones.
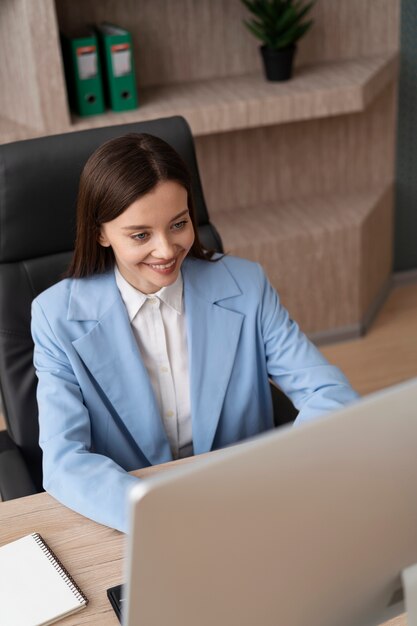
[402,562,417,626]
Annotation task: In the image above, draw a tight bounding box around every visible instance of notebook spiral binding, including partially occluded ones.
[32,533,89,606]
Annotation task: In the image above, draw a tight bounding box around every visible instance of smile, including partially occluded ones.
[147,259,177,270]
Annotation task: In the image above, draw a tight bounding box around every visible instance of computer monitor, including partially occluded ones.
[120,378,417,626]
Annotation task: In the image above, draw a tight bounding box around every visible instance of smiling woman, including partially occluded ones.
[66,133,213,280]
[30,132,358,533]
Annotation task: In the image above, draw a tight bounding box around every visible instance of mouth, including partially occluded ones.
[145,258,178,274]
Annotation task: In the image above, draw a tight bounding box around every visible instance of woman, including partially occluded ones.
[31,133,358,532]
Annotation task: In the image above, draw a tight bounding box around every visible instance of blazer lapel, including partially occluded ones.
[182,258,244,454]
[69,273,172,466]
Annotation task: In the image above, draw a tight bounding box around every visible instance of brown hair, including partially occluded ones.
[66,133,216,278]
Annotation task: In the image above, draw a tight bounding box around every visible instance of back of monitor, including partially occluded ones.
[124,378,417,626]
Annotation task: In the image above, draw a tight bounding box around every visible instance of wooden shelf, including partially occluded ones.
[214,188,386,244]
[69,53,398,137]
[0,53,398,144]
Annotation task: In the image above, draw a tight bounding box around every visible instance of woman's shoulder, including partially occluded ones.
[33,272,113,311]
[184,254,267,297]
[190,253,263,274]
[34,276,73,307]
[216,253,263,273]
[210,254,266,284]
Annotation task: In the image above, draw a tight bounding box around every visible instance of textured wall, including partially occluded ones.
[395,0,417,271]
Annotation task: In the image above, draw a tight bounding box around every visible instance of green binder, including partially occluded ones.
[61,29,105,117]
[96,23,139,112]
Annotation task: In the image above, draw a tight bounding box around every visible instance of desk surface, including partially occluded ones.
[0,456,408,626]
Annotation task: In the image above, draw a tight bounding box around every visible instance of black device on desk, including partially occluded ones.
[107,584,124,622]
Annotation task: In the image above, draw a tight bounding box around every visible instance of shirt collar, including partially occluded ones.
[114,265,183,322]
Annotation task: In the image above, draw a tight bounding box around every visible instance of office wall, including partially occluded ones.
[395,0,417,271]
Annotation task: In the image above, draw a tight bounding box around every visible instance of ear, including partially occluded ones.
[98,227,111,248]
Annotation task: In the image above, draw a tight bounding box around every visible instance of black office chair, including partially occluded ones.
[0,115,297,501]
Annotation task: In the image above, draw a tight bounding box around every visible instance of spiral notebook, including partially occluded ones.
[0,532,88,626]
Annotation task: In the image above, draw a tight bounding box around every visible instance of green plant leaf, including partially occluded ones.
[276,18,313,47]
[253,0,275,22]
[243,19,270,45]
[275,5,298,35]
[294,1,315,23]
[241,0,315,49]
[275,21,300,47]
[265,0,284,22]
[294,19,314,40]
[249,16,268,33]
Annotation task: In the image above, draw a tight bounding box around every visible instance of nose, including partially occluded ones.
[152,233,177,260]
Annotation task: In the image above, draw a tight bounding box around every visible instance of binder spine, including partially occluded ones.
[32,533,89,606]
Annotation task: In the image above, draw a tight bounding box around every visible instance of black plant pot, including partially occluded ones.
[260,44,297,82]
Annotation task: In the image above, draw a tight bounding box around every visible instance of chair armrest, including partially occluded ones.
[270,381,298,427]
[0,432,38,500]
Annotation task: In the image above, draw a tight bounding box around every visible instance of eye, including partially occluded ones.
[172,220,188,230]
[131,232,149,242]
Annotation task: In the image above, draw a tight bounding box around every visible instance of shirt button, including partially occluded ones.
[160,366,169,373]
[148,297,158,305]
[165,410,174,418]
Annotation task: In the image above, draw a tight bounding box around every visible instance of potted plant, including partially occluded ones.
[241,0,315,81]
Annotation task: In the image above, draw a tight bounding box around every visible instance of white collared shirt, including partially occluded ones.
[115,266,192,460]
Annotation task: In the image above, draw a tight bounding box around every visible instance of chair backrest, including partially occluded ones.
[0,116,223,491]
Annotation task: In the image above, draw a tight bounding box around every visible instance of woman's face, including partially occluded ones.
[99,180,195,294]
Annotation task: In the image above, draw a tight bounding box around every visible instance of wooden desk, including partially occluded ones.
[0,457,408,626]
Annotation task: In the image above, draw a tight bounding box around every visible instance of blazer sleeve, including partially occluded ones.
[257,266,360,424]
[31,299,139,533]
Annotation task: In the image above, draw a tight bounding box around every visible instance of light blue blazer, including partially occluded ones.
[31,255,358,532]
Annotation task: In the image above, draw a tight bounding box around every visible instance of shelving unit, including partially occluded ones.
[70,54,397,137]
[0,0,401,339]
[215,186,393,341]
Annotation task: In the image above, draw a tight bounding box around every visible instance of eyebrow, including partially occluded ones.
[121,209,190,231]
